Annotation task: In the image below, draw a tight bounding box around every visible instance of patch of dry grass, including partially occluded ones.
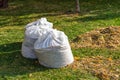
[69,56,120,80]
[71,26,120,49]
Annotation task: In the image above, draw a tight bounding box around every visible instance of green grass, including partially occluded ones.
[0,0,120,80]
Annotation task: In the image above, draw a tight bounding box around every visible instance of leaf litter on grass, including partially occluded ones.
[70,26,120,80]
[71,26,120,49]
[69,56,120,80]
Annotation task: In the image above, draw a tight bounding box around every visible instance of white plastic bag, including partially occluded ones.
[21,42,37,59]
[21,18,53,59]
[26,18,53,29]
[21,17,74,67]
[34,30,74,68]
[25,18,53,39]
[21,36,37,59]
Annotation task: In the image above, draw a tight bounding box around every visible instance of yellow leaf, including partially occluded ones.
[108,57,112,61]
[74,56,80,61]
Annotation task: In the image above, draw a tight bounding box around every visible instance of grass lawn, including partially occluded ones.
[0,0,120,80]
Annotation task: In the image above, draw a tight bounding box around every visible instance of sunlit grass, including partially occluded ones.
[0,0,120,79]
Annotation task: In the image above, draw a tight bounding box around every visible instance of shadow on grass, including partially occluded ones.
[0,42,49,78]
[65,11,120,22]
[79,12,120,22]
[0,0,73,16]
[0,0,74,27]
[0,0,120,27]
[0,12,63,27]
